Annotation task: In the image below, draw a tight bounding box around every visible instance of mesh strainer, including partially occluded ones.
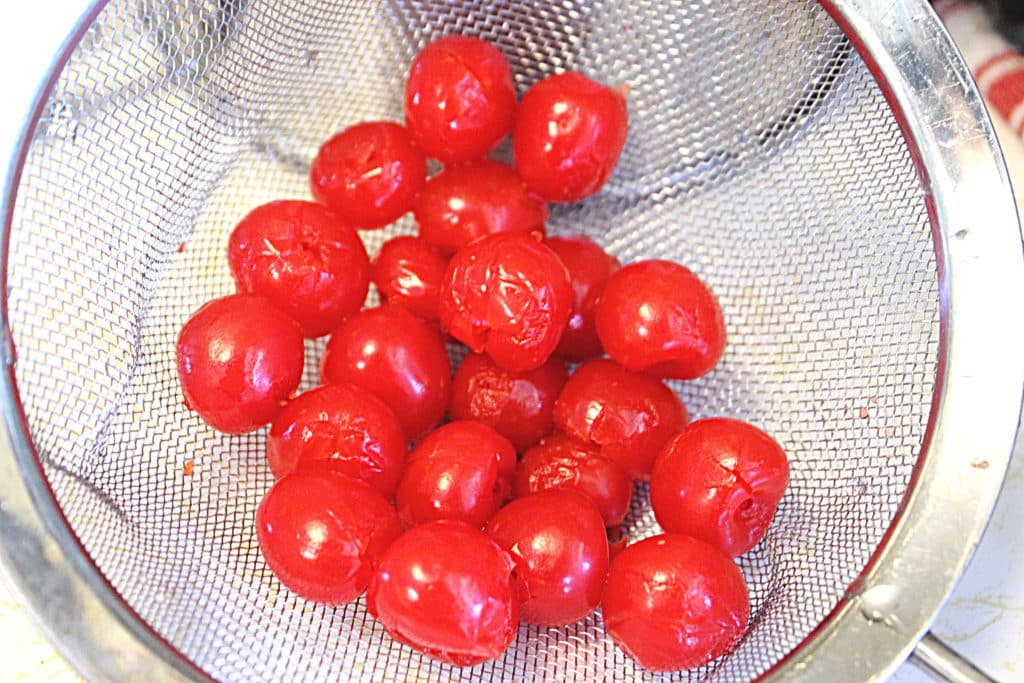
[0,0,1021,681]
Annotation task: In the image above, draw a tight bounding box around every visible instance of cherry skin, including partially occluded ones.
[371,235,449,323]
[513,71,628,203]
[266,383,407,499]
[176,293,304,434]
[552,358,688,480]
[544,234,621,361]
[414,160,548,255]
[320,305,451,440]
[595,259,726,380]
[405,36,516,164]
[310,121,426,229]
[256,471,403,605]
[602,534,750,671]
[395,421,517,529]
[449,352,568,453]
[485,490,610,627]
[650,418,790,557]
[514,432,634,529]
[366,520,519,667]
[440,232,572,373]
[227,200,370,338]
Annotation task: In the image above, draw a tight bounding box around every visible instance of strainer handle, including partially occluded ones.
[910,632,997,683]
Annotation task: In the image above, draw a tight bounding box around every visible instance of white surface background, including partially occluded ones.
[0,1,1020,681]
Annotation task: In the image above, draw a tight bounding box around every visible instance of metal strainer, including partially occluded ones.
[0,0,1021,681]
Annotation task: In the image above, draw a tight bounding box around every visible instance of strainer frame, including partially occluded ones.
[0,6,203,680]
[0,0,1020,681]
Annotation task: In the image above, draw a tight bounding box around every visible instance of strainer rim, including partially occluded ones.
[762,0,1024,679]
[0,1,1020,682]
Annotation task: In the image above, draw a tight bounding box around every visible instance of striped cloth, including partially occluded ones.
[934,0,1024,136]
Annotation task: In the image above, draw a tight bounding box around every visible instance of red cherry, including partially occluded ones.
[227,200,370,338]
[414,160,548,255]
[513,72,628,202]
[321,305,451,440]
[553,358,688,480]
[440,233,572,372]
[595,259,726,380]
[266,383,407,499]
[395,421,516,528]
[485,490,609,627]
[371,236,449,323]
[310,121,426,229]
[514,433,633,529]
[256,471,402,605]
[602,534,750,671]
[366,520,519,667]
[404,36,516,164]
[544,234,621,360]
[176,293,304,434]
[449,352,568,452]
[650,418,790,557]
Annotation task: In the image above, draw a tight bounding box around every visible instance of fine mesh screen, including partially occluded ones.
[5,0,939,681]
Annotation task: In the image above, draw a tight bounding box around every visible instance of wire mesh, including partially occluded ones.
[5,0,937,680]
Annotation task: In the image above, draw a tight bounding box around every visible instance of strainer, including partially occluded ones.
[0,0,1021,681]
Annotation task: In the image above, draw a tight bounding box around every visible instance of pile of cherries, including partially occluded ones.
[175,35,791,672]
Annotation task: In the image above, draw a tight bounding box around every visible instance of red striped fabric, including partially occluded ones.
[934,0,1024,136]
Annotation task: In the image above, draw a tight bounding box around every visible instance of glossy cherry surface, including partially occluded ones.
[513,71,628,203]
[602,534,750,671]
[371,235,449,323]
[544,234,620,360]
[552,358,687,480]
[514,432,633,528]
[486,490,609,626]
[440,233,572,372]
[449,352,568,452]
[650,418,790,557]
[366,520,519,667]
[405,36,516,164]
[266,383,407,499]
[595,259,726,380]
[256,471,403,605]
[320,305,451,440]
[176,293,304,434]
[227,200,370,338]
[310,121,426,229]
[395,421,516,528]
[414,160,548,255]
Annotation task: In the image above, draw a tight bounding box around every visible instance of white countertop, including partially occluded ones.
[0,2,1021,681]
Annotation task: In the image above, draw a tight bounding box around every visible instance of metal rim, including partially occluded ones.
[0,0,206,680]
[0,1,1019,682]
[763,0,1024,679]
